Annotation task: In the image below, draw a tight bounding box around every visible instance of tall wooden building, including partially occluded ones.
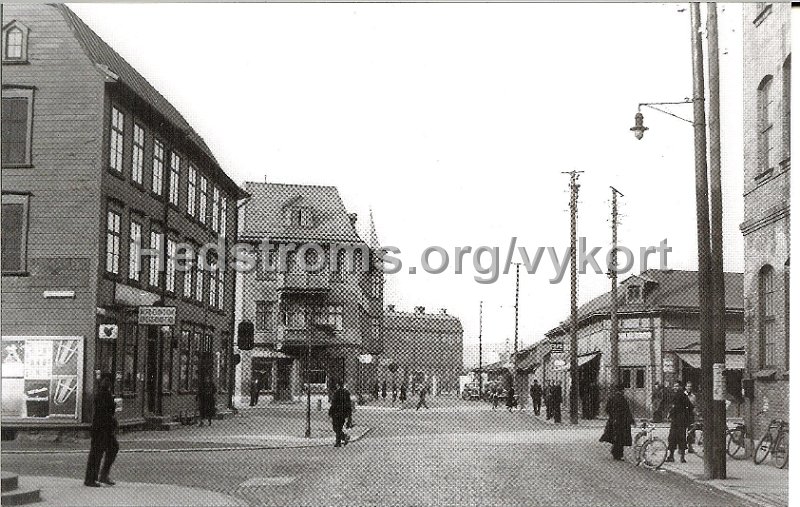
[1,4,246,428]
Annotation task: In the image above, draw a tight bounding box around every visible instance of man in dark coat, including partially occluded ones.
[84,373,119,487]
[600,384,634,460]
[197,377,216,427]
[329,381,352,447]
[399,382,407,406]
[530,380,542,416]
[544,381,552,419]
[552,381,563,423]
[381,380,387,400]
[249,372,261,407]
[506,385,516,411]
[666,381,694,463]
[588,382,600,419]
[416,383,430,410]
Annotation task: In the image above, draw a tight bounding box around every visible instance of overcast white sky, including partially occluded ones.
[69,2,746,367]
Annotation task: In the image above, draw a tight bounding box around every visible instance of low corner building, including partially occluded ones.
[382,305,464,394]
[2,5,246,428]
[542,269,744,418]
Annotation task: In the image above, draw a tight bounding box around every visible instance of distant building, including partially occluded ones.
[540,269,744,418]
[741,3,790,436]
[236,183,383,403]
[1,5,245,428]
[382,305,464,394]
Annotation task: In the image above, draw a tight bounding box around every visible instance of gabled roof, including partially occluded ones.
[546,269,744,336]
[54,4,246,199]
[241,182,364,243]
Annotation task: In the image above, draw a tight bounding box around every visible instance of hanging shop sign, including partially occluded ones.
[138,306,176,326]
[98,324,118,340]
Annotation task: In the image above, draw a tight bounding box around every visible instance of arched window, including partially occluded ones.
[757,75,779,174]
[782,55,791,161]
[759,265,777,368]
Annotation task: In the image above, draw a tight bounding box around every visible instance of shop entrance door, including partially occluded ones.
[146,327,160,414]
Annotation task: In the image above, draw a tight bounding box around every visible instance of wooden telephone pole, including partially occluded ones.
[563,170,583,424]
[609,186,624,388]
[478,300,484,398]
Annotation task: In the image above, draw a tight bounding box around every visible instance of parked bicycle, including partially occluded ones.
[754,418,789,469]
[633,419,668,469]
[726,420,752,459]
[686,421,704,458]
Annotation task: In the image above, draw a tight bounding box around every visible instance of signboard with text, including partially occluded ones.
[138,306,176,326]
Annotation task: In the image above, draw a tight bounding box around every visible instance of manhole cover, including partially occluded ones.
[238,476,295,487]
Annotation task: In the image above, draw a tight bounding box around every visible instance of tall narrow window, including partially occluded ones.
[195,264,204,302]
[199,176,208,224]
[169,152,181,206]
[1,193,29,274]
[129,220,142,281]
[122,324,139,394]
[220,198,228,238]
[759,265,777,368]
[166,238,177,292]
[211,186,220,232]
[105,210,121,274]
[183,246,194,298]
[217,271,225,310]
[179,329,191,391]
[132,123,145,185]
[255,301,273,330]
[187,165,197,216]
[109,107,124,173]
[757,76,780,174]
[1,88,34,166]
[208,268,217,308]
[152,139,164,195]
[149,230,163,287]
[783,56,791,161]
[4,28,23,59]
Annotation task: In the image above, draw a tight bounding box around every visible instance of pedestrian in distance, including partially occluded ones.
[506,385,516,412]
[372,380,380,401]
[249,372,260,407]
[651,381,664,423]
[329,380,352,447]
[381,380,387,400]
[666,380,694,463]
[391,381,398,406]
[84,373,119,487]
[684,381,699,453]
[552,381,563,423]
[492,384,500,410]
[398,381,407,409]
[416,383,430,410]
[544,381,552,420]
[600,384,635,461]
[197,376,216,427]
[530,380,542,416]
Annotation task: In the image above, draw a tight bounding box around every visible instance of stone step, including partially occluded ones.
[1,472,18,493]
[1,486,41,506]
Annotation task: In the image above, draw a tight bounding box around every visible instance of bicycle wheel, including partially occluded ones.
[692,428,705,458]
[726,429,748,460]
[754,432,773,464]
[773,432,789,469]
[641,437,668,469]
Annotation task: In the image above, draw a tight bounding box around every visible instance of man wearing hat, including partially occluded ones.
[84,373,119,487]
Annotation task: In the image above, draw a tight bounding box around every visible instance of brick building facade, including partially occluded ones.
[1,4,245,427]
[741,2,791,437]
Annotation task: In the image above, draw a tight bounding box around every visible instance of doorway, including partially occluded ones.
[275,360,292,401]
[146,327,160,414]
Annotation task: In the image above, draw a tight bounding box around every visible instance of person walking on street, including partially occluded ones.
[249,373,261,407]
[530,380,542,416]
[506,385,516,412]
[600,384,634,461]
[416,383,430,410]
[651,381,664,423]
[685,381,699,453]
[398,381,407,409]
[666,381,694,463]
[84,373,119,487]
[391,381,398,406]
[544,381,552,420]
[329,380,352,447]
[381,380,387,400]
[492,384,500,410]
[197,376,216,427]
[552,381,563,423]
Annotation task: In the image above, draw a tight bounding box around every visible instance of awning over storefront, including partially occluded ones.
[675,352,745,370]
[515,355,539,373]
[563,352,601,371]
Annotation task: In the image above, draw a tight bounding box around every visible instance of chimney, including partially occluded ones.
[348,213,358,226]
[439,308,447,315]
[386,304,396,312]
[414,306,425,314]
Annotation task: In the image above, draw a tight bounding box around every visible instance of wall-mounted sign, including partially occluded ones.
[550,341,564,353]
[98,324,118,340]
[138,306,176,326]
[713,363,726,401]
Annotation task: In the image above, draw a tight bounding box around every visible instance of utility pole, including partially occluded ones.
[688,2,716,478]
[609,186,624,389]
[563,170,583,425]
[706,1,727,480]
[513,263,521,403]
[478,300,484,398]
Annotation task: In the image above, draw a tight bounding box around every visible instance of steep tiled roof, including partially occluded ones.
[546,269,744,336]
[54,4,246,199]
[241,182,364,243]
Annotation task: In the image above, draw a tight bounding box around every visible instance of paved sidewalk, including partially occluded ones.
[2,408,370,454]
[14,475,244,506]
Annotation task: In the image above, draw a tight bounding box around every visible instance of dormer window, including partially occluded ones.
[2,21,30,63]
[627,285,642,303]
[288,206,313,228]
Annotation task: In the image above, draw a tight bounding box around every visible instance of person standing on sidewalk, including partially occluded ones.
[381,380,387,401]
[685,381,699,454]
[84,373,119,487]
[666,381,694,463]
[197,376,217,427]
[651,381,664,423]
[600,384,634,461]
[506,385,516,412]
[391,381,398,406]
[249,372,261,407]
[552,381,563,423]
[329,380,352,447]
[416,383,430,410]
[530,380,542,416]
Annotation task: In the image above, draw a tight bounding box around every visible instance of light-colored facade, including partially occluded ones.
[235,183,383,404]
[741,2,790,437]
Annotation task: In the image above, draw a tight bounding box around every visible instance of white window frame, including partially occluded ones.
[152,139,165,195]
[1,88,34,167]
[129,220,142,281]
[211,186,220,232]
[169,152,181,206]
[166,237,177,293]
[217,271,225,310]
[149,230,163,287]
[132,123,145,185]
[220,197,228,238]
[198,176,208,224]
[187,165,197,216]
[2,21,29,62]
[109,106,124,173]
[105,209,122,274]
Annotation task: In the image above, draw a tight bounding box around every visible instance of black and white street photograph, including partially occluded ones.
[0,1,793,506]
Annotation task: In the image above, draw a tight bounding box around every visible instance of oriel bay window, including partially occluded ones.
[312,305,343,331]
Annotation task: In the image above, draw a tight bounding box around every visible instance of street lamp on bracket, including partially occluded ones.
[630,99,695,140]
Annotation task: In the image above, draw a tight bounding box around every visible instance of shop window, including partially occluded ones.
[162,327,173,393]
[621,367,645,389]
[302,355,326,385]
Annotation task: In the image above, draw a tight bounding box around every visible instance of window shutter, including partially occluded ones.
[1,202,24,272]
[1,97,29,165]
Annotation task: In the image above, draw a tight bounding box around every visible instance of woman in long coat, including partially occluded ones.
[600,384,634,460]
[197,377,217,427]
